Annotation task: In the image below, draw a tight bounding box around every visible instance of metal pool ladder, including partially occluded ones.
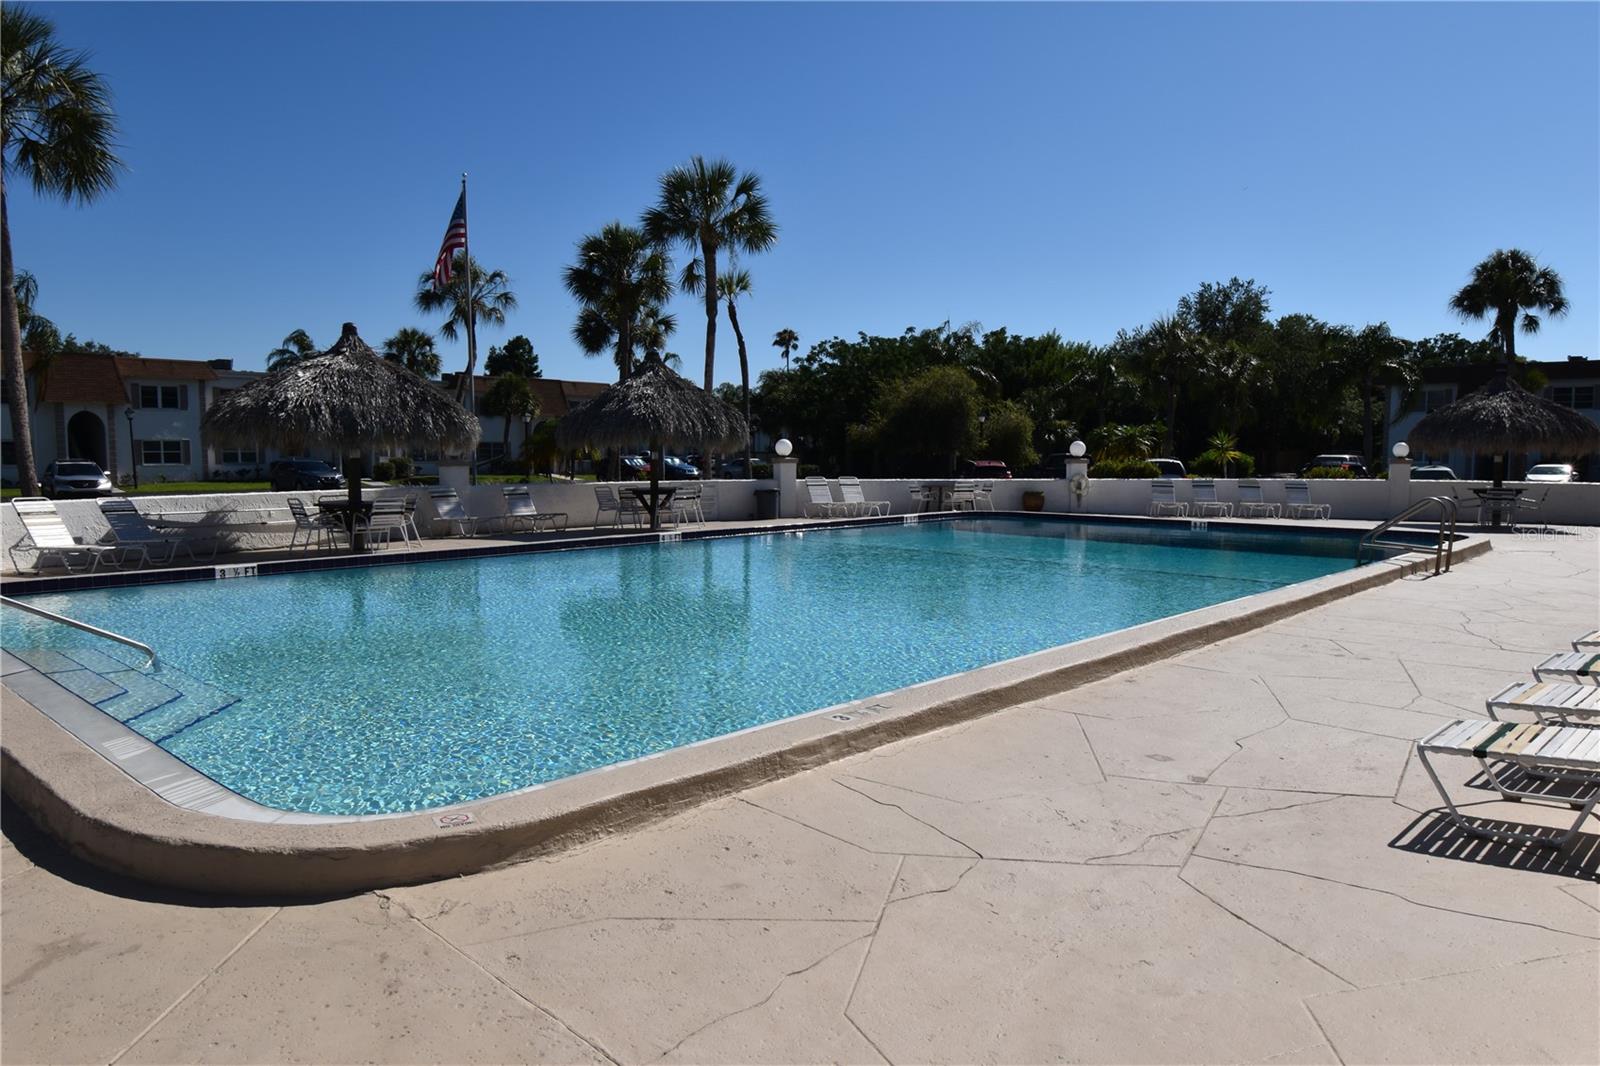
[1358,496,1459,575]
[0,595,159,668]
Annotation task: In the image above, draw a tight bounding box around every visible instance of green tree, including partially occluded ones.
[1194,430,1249,477]
[636,306,676,361]
[481,373,540,460]
[980,401,1037,471]
[1449,249,1568,365]
[2,5,123,495]
[563,222,671,382]
[1116,314,1205,456]
[642,156,777,404]
[414,252,517,399]
[772,327,799,372]
[716,268,755,468]
[874,365,981,474]
[267,328,317,370]
[381,327,441,378]
[485,334,540,378]
[1342,323,1410,464]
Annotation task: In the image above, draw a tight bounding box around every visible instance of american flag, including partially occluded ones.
[432,190,468,290]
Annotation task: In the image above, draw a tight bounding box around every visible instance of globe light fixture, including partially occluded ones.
[774,438,793,458]
[1069,440,1087,458]
[1392,441,1410,459]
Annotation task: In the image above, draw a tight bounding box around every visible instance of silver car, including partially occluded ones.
[1524,463,1576,483]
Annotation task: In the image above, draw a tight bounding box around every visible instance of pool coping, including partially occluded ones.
[1,518,1490,895]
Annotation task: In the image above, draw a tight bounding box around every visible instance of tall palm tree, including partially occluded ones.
[642,157,777,402]
[635,304,677,362]
[562,222,671,382]
[381,326,441,378]
[267,328,317,370]
[1449,249,1568,365]
[415,252,517,400]
[1342,323,1410,465]
[1124,314,1204,456]
[772,327,799,373]
[2,6,123,495]
[713,268,755,468]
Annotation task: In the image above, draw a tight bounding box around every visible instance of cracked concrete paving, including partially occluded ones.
[4,529,1598,1064]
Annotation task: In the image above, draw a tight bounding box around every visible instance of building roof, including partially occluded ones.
[21,350,220,406]
[1417,357,1596,388]
[116,356,218,382]
[442,374,612,418]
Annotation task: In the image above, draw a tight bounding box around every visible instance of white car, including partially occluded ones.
[1525,463,1576,483]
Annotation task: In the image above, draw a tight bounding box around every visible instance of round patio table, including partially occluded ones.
[316,497,376,549]
[624,486,677,529]
[1472,488,1523,529]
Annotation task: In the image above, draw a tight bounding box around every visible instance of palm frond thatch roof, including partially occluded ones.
[1409,376,1600,455]
[202,323,480,452]
[556,354,746,451]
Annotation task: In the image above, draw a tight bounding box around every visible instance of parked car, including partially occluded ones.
[1024,452,1076,478]
[1149,457,1187,479]
[618,455,649,479]
[269,458,346,491]
[662,456,700,479]
[959,459,1012,479]
[1410,465,1458,481]
[1300,453,1369,478]
[41,460,117,498]
[1524,463,1577,483]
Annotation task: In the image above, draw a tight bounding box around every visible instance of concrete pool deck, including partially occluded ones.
[3,525,1597,1064]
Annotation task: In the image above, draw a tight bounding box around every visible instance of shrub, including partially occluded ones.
[390,456,415,481]
[1092,458,1161,478]
[798,463,823,478]
[1189,452,1256,478]
[372,460,394,482]
[1302,466,1356,479]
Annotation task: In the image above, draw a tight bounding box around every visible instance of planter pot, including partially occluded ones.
[1021,490,1046,512]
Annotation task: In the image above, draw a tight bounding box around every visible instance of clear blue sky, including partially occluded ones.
[14,2,1598,383]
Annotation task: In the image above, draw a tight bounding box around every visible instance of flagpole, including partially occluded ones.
[459,172,476,419]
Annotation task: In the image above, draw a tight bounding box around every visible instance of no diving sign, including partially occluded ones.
[433,811,476,829]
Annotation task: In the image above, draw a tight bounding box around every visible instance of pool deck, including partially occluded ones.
[3,525,1598,1064]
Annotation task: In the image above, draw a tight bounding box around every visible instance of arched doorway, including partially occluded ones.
[66,410,108,468]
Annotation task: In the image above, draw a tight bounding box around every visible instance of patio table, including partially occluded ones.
[916,480,957,512]
[1472,488,1524,529]
[623,486,677,528]
[316,497,379,550]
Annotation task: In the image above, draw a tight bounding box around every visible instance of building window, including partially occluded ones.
[220,446,257,464]
[141,439,189,465]
[138,384,185,409]
[1549,385,1596,410]
[1422,386,1455,412]
[476,442,506,463]
[411,446,441,462]
[1,440,14,465]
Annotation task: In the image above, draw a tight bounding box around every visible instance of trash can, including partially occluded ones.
[754,488,779,519]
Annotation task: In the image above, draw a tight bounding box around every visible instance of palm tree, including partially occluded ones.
[1124,314,1204,456]
[562,222,671,382]
[415,252,517,401]
[772,327,799,373]
[642,157,777,403]
[3,6,123,495]
[1449,249,1568,365]
[636,305,677,361]
[1342,323,1410,465]
[267,328,317,370]
[382,327,441,378]
[481,372,539,462]
[714,268,755,468]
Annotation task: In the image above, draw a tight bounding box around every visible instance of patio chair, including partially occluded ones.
[501,487,569,533]
[7,497,132,573]
[974,481,996,511]
[1575,631,1600,652]
[950,480,979,511]
[1284,480,1331,519]
[669,483,704,526]
[1148,480,1187,517]
[1416,718,1600,848]
[401,493,422,542]
[1512,486,1550,528]
[1236,480,1280,518]
[1534,651,1599,686]
[803,477,848,517]
[592,485,624,528]
[361,497,412,549]
[907,484,936,512]
[99,497,219,565]
[837,476,890,517]
[1487,679,1600,724]
[1448,488,1484,524]
[286,497,346,551]
[429,489,482,537]
[1190,479,1232,518]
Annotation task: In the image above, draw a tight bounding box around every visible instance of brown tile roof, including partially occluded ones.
[116,356,217,382]
[25,352,132,406]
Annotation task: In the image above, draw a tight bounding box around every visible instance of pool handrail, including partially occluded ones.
[1358,496,1458,575]
[0,594,159,669]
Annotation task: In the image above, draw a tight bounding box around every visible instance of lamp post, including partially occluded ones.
[124,407,138,489]
[522,410,533,480]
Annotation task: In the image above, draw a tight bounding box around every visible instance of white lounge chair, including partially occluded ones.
[99,497,218,565]
[1417,718,1600,848]
[1191,479,1232,518]
[1284,480,1330,519]
[500,487,568,533]
[1236,479,1280,518]
[803,477,847,517]
[1534,651,1599,686]
[837,477,890,517]
[1148,480,1187,517]
[1575,631,1600,652]
[8,497,132,572]
[1487,680,1600,723]
[429,489,482,537]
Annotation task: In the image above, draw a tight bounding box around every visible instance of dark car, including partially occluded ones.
[662,456,700,479]
[1300,453,1370,478]
[42,460,117,498]
[959,459,1012,479]
[269,458,346,491]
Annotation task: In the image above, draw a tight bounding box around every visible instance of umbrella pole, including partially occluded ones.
[649,436,662,531]
[346,452,365,551]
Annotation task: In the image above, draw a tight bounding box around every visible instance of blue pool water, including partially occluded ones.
[2,518,1360,814]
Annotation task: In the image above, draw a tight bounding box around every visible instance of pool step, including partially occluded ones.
[10,643,238,743]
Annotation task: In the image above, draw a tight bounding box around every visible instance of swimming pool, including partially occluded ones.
[2,517,1365,815]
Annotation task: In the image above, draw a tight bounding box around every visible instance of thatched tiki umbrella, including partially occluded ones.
[1410,369,1599,488]
[204,323,480,547]
[557,352,746,530]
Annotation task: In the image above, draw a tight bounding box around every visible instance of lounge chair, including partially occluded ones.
[1148,480,1187,517]
[8,497,133,573]
[1191,479,1232,518]
[286,497,346,551]
[429,489,482,537]
[500,487,568,533]
[949,480,979,511]
[1236,480,1280,518]
[1575,631,1600,652]
[803,477,847,517]
[99,497,218,565]
[1487,679,1600,723]
[1416,717,1600,848]
[1534,651,1599,686]
[1284,480,1330,519]
[837,476,890,517]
